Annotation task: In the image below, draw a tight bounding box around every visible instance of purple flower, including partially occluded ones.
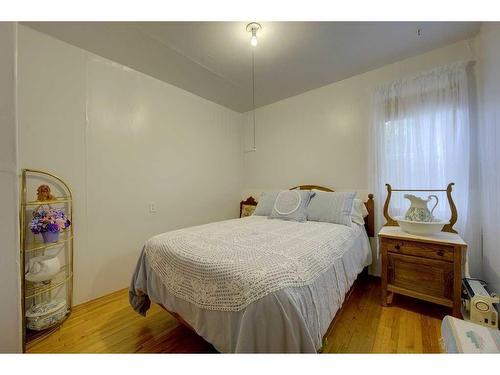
[47,223,59,233]
[29,207,71,234]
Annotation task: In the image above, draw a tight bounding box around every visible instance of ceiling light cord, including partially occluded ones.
[252,48,256,151]
[245,22,261,153]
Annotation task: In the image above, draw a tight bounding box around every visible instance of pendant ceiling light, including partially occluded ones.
[246,22,261,152]
[246,22,261,47]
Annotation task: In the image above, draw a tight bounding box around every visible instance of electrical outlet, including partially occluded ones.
[149,201,156,214]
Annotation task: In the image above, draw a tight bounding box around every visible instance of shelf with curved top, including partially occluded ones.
[20,168,74,352]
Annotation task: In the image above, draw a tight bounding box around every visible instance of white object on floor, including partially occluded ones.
[462,278,499,329]
[441,315,500,353]
[395,216,449,235]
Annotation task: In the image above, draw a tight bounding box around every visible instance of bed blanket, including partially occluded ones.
[141,216,358,311]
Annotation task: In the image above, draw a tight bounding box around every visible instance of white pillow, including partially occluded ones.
[351,198,369,225]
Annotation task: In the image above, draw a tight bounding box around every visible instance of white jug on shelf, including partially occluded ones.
[25,254,61,283]
[404,194,439,222]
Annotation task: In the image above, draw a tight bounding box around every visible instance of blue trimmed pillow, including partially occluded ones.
[269,190,314,222]
[307,190,356,226]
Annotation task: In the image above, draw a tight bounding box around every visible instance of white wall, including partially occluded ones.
[0,22,22,353]
[243,40,476,274]
[18,26,243,305]
[243,39,475,194]
[476,23,500,293]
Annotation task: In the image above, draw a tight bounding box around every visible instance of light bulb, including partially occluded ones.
[250,35,258,47]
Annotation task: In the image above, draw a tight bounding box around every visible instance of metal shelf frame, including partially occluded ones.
[20,168,74,352]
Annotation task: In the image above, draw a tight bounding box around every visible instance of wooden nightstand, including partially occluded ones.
[379,226,467,317]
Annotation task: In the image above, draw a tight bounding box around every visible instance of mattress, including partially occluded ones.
[129,216,372,353]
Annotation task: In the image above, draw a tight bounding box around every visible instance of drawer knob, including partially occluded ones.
[437,250,444,256]
[395,245,400,250]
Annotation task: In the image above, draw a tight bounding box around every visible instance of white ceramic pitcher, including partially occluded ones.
[404,194,439,222]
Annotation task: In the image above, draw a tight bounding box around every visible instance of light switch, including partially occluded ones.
[149,201,156,214]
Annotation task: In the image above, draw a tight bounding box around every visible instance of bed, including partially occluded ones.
[129,185,374,353]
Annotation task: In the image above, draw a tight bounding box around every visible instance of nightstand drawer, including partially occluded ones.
[382,237,454,262]
[387,253,454,302]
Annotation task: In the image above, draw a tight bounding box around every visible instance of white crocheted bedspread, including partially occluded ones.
[144,215,361,311]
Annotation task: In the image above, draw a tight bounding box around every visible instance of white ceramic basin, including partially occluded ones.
[395,216,449,236]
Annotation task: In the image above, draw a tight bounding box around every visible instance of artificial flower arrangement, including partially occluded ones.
[30,208,71,243]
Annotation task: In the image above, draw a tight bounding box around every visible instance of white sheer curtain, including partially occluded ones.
[477,24,500,293]
[369,61,475,274]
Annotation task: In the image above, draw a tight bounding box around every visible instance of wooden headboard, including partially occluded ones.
[291,185,375,237]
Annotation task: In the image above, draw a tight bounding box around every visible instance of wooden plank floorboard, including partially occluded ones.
[27,276,446,353]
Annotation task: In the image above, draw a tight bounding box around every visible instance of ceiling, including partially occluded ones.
[24,22,480,112]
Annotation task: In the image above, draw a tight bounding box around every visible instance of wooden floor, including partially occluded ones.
[27,276,447,353]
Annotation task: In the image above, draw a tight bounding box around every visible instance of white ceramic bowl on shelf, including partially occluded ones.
[395,216,449,236]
